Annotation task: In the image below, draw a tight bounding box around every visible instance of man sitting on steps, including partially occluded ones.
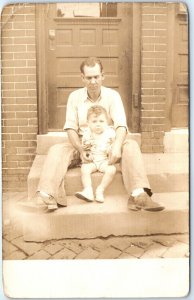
[33,57,165,212]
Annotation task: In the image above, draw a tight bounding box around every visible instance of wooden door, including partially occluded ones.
[45,3,135,131]
[172,4,189,127]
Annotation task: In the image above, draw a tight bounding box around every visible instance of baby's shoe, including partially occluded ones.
[75,187,94,202]
[95,187,105,203]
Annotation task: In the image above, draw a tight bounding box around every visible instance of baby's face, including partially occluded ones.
[88,113,108,134]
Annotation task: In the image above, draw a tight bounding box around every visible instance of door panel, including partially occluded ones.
[46,3,133,131]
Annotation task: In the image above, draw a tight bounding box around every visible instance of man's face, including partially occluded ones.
[88,113,108,134]
[81,63,104,95]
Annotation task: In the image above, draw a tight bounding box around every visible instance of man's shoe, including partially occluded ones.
[128,192,165,212]
[37,194,58,211]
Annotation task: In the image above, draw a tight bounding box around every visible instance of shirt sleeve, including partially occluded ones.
[63,92,79,132]
[110,91,128,131]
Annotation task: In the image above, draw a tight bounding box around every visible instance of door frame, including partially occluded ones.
[36,3,142,134]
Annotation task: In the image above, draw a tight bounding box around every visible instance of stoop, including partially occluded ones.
[22,130,189,242]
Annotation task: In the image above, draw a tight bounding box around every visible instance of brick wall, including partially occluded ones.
[140,2,167,152]
[1,3,37,191]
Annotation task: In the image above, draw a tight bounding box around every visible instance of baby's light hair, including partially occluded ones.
[87,105,108,121]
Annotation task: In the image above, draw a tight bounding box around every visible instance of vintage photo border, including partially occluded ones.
[0,0,192,298]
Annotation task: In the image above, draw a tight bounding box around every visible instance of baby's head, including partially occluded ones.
[87,105,108,134]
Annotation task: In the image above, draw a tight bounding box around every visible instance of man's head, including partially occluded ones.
[87,105,108,134]
[80,57,104,97]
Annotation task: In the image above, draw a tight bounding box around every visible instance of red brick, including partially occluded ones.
[13,22,35,30]
[155,15,168,22]
[22,133,37,140]
[142,44,155,51]
[1,67,14,75]
[142,58,155,66]
[2,161,18,168]
[2,75,28,82]
[142,15,154,22]
[28,118,38,125]
[155,59,167,67]
[6,154,31,162]
[25,29,36,37]
[3,147,17,154]
[2,30,26,38]
[142,81,166,88]
[155,74,166,81]
[142,66,165,74]
[15,82,36,90]
[2,44,27,53]
[141,88,154,95]
[3,119,28,126]
[153,89,166,95]
[3,90,29,97]
[3,104,29,112]
[2,6,14,15]
[25,15,35,22]
[152,145,164,153]
[16,112,37,118]
[19,126,38,133]
[142,36,167,44]
[18,161,33,168]
[141,144,153,153]
[10,134,23,140]
[142,7,167,14]
[141,111,165,118]
[154,29,167,37]
[28,90,37,97]
[2,83,15,90]
[2,112,16,119]
[142,29,155,37]
[155,44,167,51]
[143,52,166,59]
[15,67,36,75]
[1,37,14,45]
[154,23,167,30]
[141,103,154,110]
[141,96,165,103]
[2,127,18,133]
[27,60,36,67]
[14,52,36,60]
[2,60,27,68]
[4,140,29,147]
[141,74,154,81]
[16,98,37,104]
[17,147,36,154]
[14,37,35,45]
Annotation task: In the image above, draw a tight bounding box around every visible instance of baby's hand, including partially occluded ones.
[82,141,92,151]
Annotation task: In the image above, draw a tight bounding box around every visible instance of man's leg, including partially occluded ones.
[121,139,164,211]
[35,141,78,209]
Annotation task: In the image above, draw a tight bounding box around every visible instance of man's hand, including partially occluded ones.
[80,150,93,163]
[108,142,122,165]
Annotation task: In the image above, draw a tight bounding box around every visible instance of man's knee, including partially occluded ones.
[123,139,140,153]
[47,143,70,156]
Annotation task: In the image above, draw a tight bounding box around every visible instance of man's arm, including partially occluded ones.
[67,129,91,162]
[108,126,127,164]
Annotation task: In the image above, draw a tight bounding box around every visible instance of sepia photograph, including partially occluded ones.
[1,1,189,297]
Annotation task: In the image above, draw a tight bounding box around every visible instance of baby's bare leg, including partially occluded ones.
[98,163,117,190]
[81,163,97,188]
[75,163,97,202]
[96,162,117,202]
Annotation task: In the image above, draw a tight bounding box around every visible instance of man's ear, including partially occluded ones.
[81,73,85,82]
[101,72,105,80]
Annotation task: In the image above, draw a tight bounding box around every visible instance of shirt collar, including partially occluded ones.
[83,87,103,103]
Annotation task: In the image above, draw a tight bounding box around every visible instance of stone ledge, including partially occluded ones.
[21,192,189,242]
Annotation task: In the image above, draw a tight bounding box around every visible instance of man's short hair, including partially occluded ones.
[80,57,103,74]
[87,105,108,121]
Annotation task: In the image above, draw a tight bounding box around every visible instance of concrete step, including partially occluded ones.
[21,192,189,242]
[28,153,189,199]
